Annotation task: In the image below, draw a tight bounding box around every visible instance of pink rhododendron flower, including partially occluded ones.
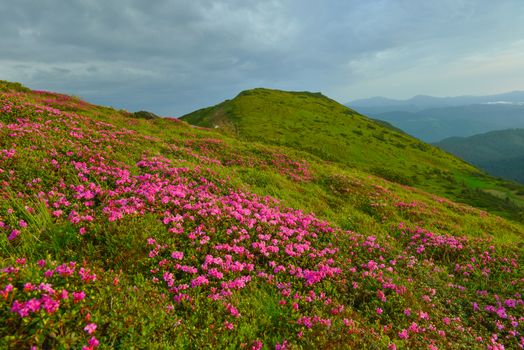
[8,229,21,240]
[84,323,97,334]
[72,291,86,303]
[398,329,409,339]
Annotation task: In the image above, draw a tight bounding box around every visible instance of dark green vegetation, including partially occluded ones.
[436,128,524,184]
[181,88,524,222]
[131,110,160,120]
[1,81,523,349]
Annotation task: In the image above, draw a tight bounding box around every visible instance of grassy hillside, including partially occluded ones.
[181,88,524,222]
[1,81,523,349]
[436,129,524,183]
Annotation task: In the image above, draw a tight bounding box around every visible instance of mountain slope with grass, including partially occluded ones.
[436,129,524,184]
[181,88,524,222]
[1,81,523,349]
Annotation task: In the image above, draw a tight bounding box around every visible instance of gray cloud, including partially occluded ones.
[1,0,523,115]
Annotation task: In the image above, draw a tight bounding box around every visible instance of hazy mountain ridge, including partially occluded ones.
[349,90,524,114]
[368,104,524,142]
[436,128,524,183]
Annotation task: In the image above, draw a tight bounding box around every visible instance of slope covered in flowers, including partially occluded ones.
[0,81,523,349]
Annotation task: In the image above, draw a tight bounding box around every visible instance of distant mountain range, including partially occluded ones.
[371,104,524,142]
[346,91,524,143]
[436,129,524,184]
[349,91,524,114]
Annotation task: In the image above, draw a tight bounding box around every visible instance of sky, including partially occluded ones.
[1,0,524,116]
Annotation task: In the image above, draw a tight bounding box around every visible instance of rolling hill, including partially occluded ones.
[436,129,524,184]
[1,81,523,349]
[181,88,524,222]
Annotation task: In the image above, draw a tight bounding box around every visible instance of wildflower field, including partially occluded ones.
[0,81,522,349]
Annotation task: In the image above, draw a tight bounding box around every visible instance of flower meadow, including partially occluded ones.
[0,83,523,349]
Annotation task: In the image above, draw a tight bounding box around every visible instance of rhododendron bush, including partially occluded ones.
[0,86,523,349]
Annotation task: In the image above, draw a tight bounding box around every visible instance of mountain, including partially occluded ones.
[370,104,524,142]
[349,91,524,114]
[1,81,523,349]
[181,88,524,222]
[346,92,524,143]
[436,129,524,183]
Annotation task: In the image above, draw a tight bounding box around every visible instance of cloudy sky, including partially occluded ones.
[1,0,523,116]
